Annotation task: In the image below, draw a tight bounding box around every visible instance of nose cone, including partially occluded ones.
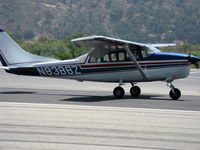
[189,55,200,64]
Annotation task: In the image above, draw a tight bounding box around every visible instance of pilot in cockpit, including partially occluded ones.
[131,50,139,59]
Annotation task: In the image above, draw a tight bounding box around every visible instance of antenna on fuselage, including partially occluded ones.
[115,35,121,39]
[110,34,121,39]
[111,35,115,38]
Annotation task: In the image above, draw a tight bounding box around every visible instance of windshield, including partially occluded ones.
[146,45,161,54]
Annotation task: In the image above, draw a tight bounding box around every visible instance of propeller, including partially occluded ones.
[187,54,200,69]
[194,62,199,69]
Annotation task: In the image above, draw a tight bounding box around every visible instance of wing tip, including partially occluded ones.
[71,35,103,42]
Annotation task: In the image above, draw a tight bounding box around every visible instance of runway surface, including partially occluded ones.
[0,102,200,150]
[0,69,200,111]
[0,69,200,149]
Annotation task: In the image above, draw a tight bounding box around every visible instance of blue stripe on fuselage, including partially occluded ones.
[143,52,188,61]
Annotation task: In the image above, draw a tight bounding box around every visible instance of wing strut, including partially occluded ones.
[123,45,148,80]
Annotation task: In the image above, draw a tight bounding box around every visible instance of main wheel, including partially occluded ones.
[130,86,141,97]
[113,87,125,98]
[169,88,181,100]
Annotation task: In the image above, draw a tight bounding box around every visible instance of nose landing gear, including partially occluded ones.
[167,82,181,100]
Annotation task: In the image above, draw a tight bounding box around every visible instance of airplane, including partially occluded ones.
[0,28,200,100]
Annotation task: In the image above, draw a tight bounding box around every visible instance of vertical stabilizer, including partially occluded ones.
[0,29,56,66]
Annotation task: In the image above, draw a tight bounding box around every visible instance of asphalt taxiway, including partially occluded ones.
[0,69,200,150]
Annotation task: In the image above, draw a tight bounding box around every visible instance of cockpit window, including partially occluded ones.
[141,47,149,58]
[131,50,140,59]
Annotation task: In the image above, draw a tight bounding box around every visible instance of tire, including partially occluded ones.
[130,86,141,97]
[113,87,125,98]
[169,88,181,100]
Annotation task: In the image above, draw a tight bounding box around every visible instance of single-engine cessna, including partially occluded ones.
[0,29,199,100]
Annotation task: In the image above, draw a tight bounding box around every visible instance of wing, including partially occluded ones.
[71,36,146,57]
[71,36,145,47]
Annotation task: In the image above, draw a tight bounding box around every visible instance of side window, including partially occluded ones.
[103,54,109,62]
[119,52,126,61]
[89,46,149,63]
[131,50,139,59]
[90,57,97,63]
[89,57,101,63]
[89,50,141,63]
[110,52,117,62]
[125,52,131,61]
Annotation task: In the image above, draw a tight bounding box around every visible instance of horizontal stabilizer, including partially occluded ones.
[0,66,16,70]
[0,64,33,70]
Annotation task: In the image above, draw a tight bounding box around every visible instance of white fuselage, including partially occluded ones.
[33,57,190,83]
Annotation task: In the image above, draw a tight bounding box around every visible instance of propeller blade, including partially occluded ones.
[187,55,200,69]
[194,62,199,69]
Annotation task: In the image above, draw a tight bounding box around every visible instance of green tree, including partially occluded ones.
[23,30,34,40]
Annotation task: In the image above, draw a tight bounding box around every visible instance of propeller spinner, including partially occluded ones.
[187,55,200,69]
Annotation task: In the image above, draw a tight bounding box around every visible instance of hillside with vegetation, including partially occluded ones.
[0,0,200,63]
[1,0,200,44]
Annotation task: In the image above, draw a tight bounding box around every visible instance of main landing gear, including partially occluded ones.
[167,81,181,100]
[113,86,125,98]
[130,82,141,97]
[113,80,125,98]
[113,81,141,99]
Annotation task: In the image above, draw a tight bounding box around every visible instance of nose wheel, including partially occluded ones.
[167,82,181,100]
[169,88,181,100]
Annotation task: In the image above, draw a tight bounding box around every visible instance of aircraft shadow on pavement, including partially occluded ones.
[140,95,185,101]
[60,95,116,102]
[0,90,185,102]
[60,94,184,102]
[0,91,37,94]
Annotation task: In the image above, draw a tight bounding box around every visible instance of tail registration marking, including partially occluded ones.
[36,65,81,76]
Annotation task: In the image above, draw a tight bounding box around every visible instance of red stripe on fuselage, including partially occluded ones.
[81,61,188,68]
